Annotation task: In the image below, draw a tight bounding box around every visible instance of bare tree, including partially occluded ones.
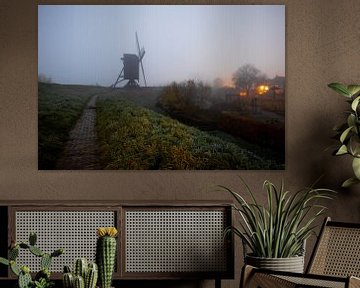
[232,64,264,96]
[213,77,224,89]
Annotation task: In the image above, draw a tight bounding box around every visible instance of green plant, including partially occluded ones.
[158,80,211,113]
[328,83,360,187]
[0,232,63,288]
[32,278,54,288]
[62,258,98,288]
[221,178,334,258]
[96,227,118,288]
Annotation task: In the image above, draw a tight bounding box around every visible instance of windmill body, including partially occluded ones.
[112,32,147,88]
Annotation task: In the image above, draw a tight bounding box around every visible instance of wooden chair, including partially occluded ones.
[241,217,360,288]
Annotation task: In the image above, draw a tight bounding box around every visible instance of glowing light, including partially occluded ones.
[239,91,247,97]
[256,85,269,95]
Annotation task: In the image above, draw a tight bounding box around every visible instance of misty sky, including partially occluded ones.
[38,5,285,87]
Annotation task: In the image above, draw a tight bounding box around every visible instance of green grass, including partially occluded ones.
[96,95,283,170]
[38,83,106,169]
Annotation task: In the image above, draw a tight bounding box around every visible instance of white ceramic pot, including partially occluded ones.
[245,254,305,273]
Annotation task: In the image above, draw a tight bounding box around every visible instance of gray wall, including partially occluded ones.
[1,0,360,287]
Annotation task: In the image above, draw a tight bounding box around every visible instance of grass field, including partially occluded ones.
[96,95,283,169]
[38,82,106,169]
[38,83,284,170]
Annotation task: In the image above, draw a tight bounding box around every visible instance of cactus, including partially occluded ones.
[29,245,44,257]
[41,253,52,270]
[74,275,85,288]
[19,243,30,249]
[9,246,19,260]
[63,272,74,288]
[96,227,118,288]
[10,260,20,276]
[18,267,32,288]
[74,258,88,279]
[35,268,51,281]
[64,265,72,273]
[63,259,98,288]
[0,232,64,288]
[29,232,37,246]
[51,248,64,258]
[85,263,98,288]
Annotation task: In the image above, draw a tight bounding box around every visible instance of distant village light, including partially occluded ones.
[239,91,247,97]
[256,84,269,95]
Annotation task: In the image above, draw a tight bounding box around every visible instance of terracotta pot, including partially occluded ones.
[245,254,305,273]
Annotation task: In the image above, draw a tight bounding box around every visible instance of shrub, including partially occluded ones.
[158,80,211,114]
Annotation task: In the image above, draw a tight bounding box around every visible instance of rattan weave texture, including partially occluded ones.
[125,210,227,272]
[15,211,115,272]
[309,226,360,277]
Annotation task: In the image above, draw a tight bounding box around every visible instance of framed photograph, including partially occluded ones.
[38,5,285,170]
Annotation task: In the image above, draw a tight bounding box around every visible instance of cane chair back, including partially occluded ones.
[307,217,360,278]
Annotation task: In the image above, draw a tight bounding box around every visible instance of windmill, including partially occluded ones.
[112,32,147,88]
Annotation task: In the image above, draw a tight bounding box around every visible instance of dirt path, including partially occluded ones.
[56,95,103,170]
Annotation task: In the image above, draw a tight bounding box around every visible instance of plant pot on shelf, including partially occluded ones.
[219,178,334,277]
[245,254,304,273]
[242,239,306,273]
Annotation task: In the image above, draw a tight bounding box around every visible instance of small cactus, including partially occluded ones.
[19,243,30,249]
[64,265,72,273]
[74,258,88,279]
[29,232,37,246]
[63,259,98,288]
[35,268,50,281]
[63,273,74,288]
[10,260,20,276]
[96,227,118,288]
[18,269,32,288]
[41,253,52,270]
[74,275,85,288]
[0,232,63,288]
[85,263,98,288]
[51,248,64,258]
[9,246,19,260]
[29,245,44,257]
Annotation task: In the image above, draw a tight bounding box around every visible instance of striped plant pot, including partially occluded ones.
[245,254,305,273]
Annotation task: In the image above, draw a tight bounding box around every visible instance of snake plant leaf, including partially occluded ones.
[340,126,353,143]
[336,144,348,155]
[221,179,335,258]
[347,85,360,97]
[351,96,360,111]
[352,157,360,179]
[328,83,351,97]
[342,177,360,188]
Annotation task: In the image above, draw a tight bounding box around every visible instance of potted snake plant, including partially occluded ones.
[328,83,360,187]
[221,178,335,273]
